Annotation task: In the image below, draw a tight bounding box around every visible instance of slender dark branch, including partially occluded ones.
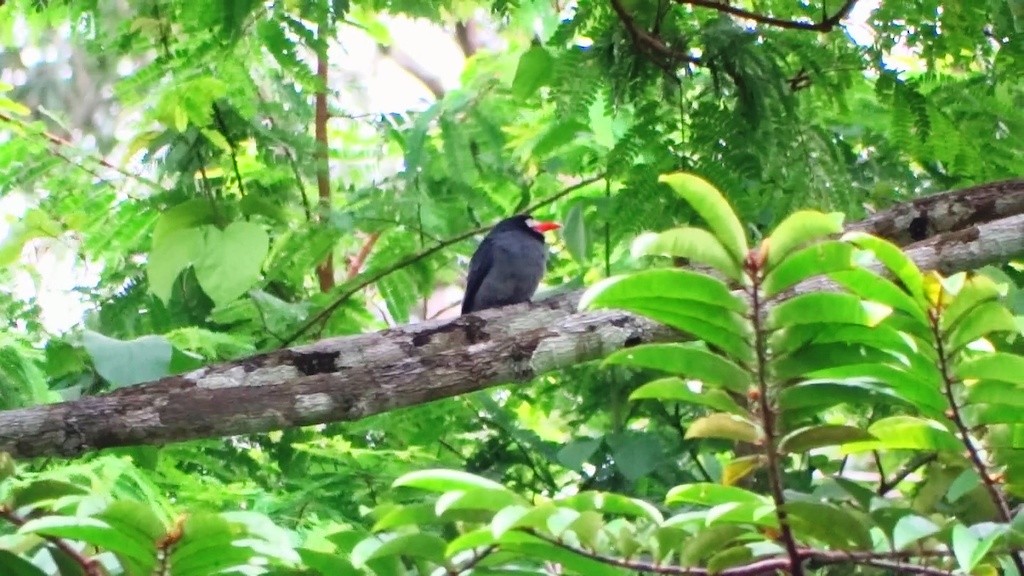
[451,545,498,575]
[378,43,446,99]
[346,232,382,280]
[211,103,248,197]
[878,452,938,495]
[278,173,608,346]
[0,507,104,576]
[519,528,955,576]
[674,0,858,32]
[609,0,700,72]
[748,263,804,575]
[930,312,1024,573]
[314,25,335,292]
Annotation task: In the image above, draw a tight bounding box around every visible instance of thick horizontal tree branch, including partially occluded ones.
[0,179,1022,459]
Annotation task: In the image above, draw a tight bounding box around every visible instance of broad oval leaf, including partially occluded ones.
[769,292,892,329]
[685,413,760,443]
[842,416,962,453]
[957,353,1024,385]
[784,501,873,550]
[605,343,750,392]
[945,301,1018,352]
[511,45,554,100]
[829,269,930,325]
[630,377,746,415]
[892,514,941,550]
[843,232,924,301]
[666,482,768,506]
[393,469,509,492]
[82,331,173,388]
[721,455,765,486]
[580,268,745,313]
[762,240,855,298]
[658,172,749,264]
[193,221,270,307]
[764,210,845,269]
[631,227,742,281]
[779,425,877,454]
[942,274,1007,333]
[351,533,447,566]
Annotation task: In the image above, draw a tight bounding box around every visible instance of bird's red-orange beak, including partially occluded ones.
[529,220,561,233]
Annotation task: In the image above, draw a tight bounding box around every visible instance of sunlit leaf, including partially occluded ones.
[605,343,750,392]
[631,227,742,280]
[764,210,845,268]
[630,377,747,415]
[685,413,760,443]
[658,172,748,264]
[778,425,877,454]
[762,240,855,298]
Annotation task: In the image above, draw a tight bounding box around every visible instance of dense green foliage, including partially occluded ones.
[1,0,1023,574]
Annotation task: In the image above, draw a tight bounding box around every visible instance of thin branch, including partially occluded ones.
[931,314,1024,573]
[378,43,446,99]
[314,25,335,292]
[674,0,858,32]
[878,452,938,496]
[0,507,104,576]
[278,173,607,346]
[346,232,382,280]
[749,262,804,576]
[609,0,700,72]
[212,103,248,197]
[0,110,162,192]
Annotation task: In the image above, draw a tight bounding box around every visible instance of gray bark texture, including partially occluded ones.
[1,179,1023,459]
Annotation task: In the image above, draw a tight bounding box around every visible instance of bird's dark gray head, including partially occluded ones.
[491,214,561,241]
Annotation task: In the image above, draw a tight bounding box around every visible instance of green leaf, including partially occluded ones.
[394,469,510,492]
[658,172,748,264]
[631,227,742,281]
[666,482,768,506]
[680,525,748,566]
[562,203,589,264]
[193,222,270,307]
[780,379,914,411]
[148,226,205,303]
[769,292,892,329]
[352,533,447,566]
[957,353,1024,385]
[892,514,941,550]
[785,501,873,550]
[942,274,1007,332]
[560,492,664,522]
[779,425,877,454]
[721,455,764,486]
[19,515,152,566]
[606,431,664,481]
[829,268,929,325]
[556,438,602,470]
[82,331,172,388]
[842,416,962,453]
[580,268,746,313]
[630,377,746,415]
[707,545,754,573]
[945,301,1018,352]
[605,343,750,392]
[0,550,47,576]
[511,45,554,100]
[762,241,854,298]
[844,232,924,301]
[685,413,760,443]
[764,210,845,268]
[152,199,218,248]
[435,488,526,514]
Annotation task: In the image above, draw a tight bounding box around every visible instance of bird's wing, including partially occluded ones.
[461,235,495,314]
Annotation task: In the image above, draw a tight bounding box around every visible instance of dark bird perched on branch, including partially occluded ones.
[461,214,561,314]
